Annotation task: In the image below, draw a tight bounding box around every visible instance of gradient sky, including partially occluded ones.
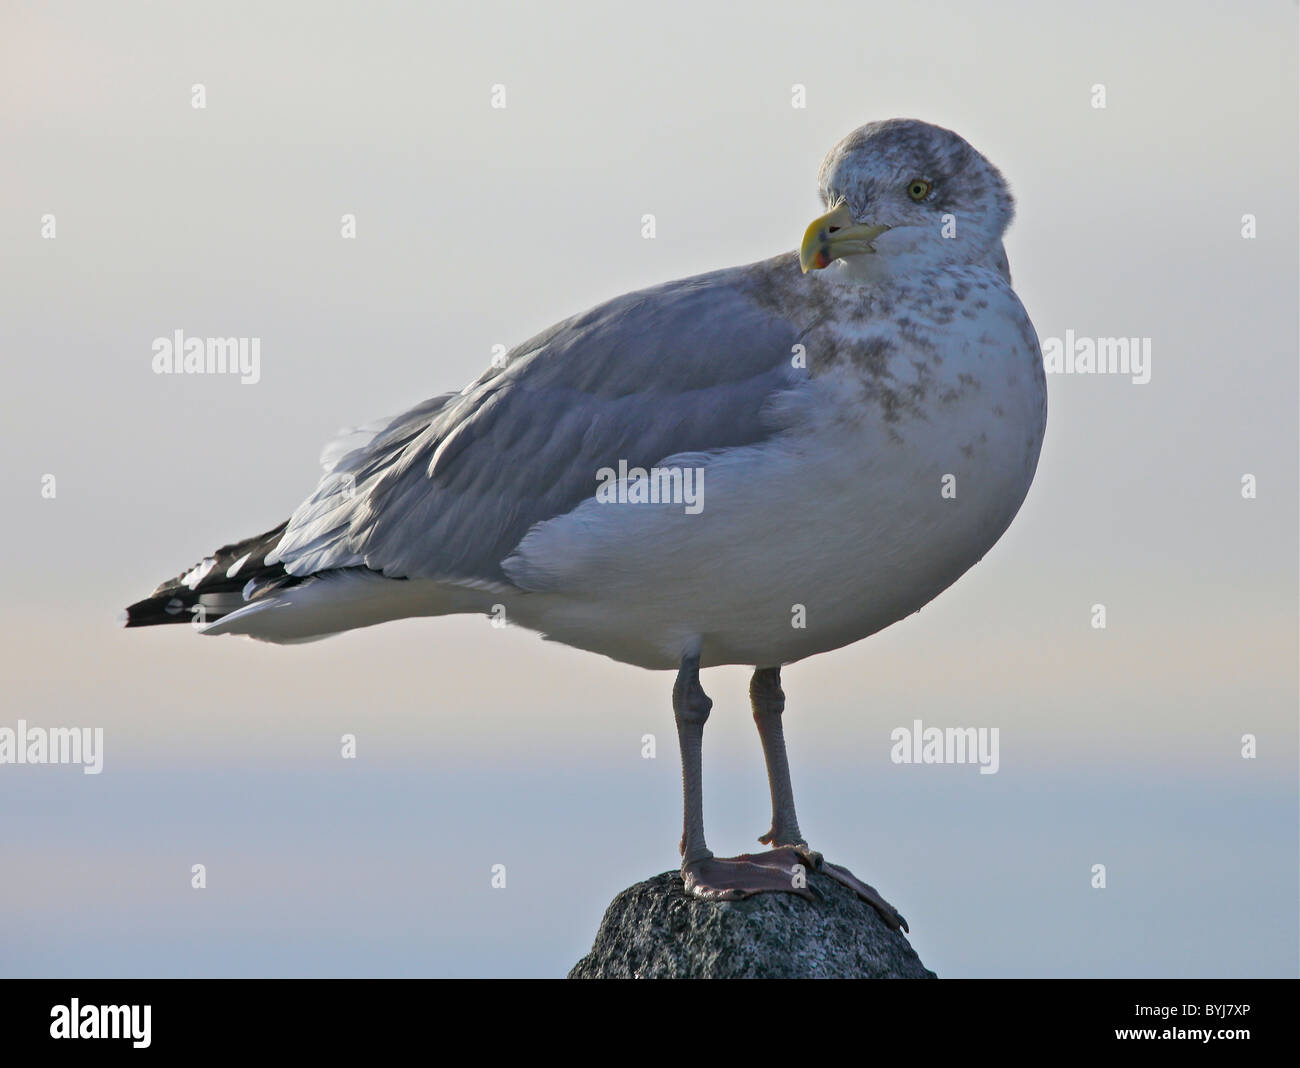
[1,0,1296,977]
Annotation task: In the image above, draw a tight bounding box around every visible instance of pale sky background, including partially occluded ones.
[0,0,1296,977]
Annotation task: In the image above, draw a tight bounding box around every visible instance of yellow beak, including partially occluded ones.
[799,202,891,273]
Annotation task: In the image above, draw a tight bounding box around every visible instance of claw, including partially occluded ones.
[681,845,908,933]
[682,846,817,902]
[802,851,908,933]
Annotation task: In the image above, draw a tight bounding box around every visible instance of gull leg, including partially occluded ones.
[751,667,806,849]
[749,666,910,933]
[673,653,713,865]
[674,655,813,902]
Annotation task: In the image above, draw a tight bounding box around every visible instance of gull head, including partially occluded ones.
[800,118,1014,273]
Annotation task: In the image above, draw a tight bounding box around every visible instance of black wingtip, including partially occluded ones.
[120,594,191,629]
[120,521,292,630]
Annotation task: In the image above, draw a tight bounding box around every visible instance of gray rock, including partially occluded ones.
[570,869,936,979]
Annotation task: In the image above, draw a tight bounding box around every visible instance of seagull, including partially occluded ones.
[124,118,1047,932]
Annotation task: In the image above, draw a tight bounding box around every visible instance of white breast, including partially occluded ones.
[502,265,1047,670]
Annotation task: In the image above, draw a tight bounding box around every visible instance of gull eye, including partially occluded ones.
[907,179,932,201]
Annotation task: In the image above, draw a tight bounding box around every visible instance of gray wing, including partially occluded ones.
[270,257,808,585]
